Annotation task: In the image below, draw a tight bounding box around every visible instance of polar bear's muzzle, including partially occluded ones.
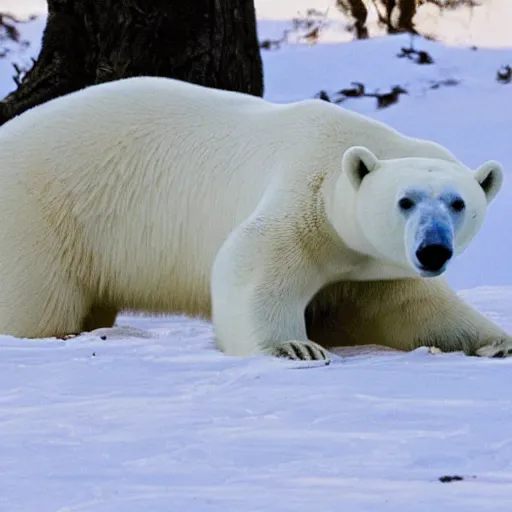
[405,207,455,277]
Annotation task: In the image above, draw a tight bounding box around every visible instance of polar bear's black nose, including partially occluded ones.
[415,244,453,272]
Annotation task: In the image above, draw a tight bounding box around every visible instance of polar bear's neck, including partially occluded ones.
[323,171,376,258]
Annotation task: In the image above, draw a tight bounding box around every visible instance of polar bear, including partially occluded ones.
[0,76,509,362]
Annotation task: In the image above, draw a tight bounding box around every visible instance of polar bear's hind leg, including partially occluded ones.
[0,241,90,339]
[0,274,89,339]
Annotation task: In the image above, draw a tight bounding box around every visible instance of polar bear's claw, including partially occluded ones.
[269,340,331,363]
[476,338,512,358]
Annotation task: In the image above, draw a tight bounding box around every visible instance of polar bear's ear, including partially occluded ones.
[343,146,379,191]
[474,160,504,204]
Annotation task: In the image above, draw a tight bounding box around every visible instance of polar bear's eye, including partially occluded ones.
[450,199,465,212]
[398,197,415,211]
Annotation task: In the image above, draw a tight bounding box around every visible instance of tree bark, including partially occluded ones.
[0,0,264,126]
[347,0,369,39]
[397,0,417,32]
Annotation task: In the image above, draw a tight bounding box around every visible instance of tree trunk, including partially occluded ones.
[0,0,264,126]
[384,0,397,32]
[347,0,369,39]
[397,0,417,33]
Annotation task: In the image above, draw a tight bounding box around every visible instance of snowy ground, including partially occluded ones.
[1,1,512,511]
[2,303,512,512]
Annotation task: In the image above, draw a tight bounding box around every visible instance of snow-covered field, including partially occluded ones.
[1,1,512,511]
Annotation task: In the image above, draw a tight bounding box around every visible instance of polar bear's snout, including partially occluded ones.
[402,195,458,277]
[412,219,454,276]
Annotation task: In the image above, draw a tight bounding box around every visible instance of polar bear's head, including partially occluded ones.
[337,146,504,278]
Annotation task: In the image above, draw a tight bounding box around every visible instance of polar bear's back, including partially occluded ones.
[0,78,296,314]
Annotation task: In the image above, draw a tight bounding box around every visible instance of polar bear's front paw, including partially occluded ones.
[475,338,512,358]
[268,340,331,363]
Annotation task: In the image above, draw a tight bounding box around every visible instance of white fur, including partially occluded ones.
[0,76,509,360]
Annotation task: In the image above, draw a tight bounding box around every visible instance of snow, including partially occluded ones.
[1,1,512,510]
[2,306,512,511]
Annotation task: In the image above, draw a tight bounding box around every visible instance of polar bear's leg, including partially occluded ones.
[307,278,512,357]
[474,339,512,358]
[211,218,331,362]
[0,226,90,338]
[0,266,89,339]
[393,278,512,357]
